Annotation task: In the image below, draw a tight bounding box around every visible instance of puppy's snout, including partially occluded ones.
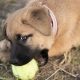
[10,42,35,66]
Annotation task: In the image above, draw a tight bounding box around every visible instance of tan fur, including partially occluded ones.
[47,0,80,56]
[0,0,80,62]
[0,39,10,62]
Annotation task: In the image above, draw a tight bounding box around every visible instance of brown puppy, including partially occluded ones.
[0,0,80,65]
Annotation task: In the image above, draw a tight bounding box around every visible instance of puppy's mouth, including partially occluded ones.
[34,49,48,67]
[10,49,48,67]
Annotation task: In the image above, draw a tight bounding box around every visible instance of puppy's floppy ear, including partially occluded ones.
[22,1,51,36]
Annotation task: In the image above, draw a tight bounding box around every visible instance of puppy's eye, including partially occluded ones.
[16,34,33,42]
[21,36,27,42]
[16,34,21,40]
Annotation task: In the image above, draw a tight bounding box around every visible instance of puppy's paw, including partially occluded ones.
[0,39,10,51]
[48,46,64,57]
[0,52,10,63]
[0,39,10,63]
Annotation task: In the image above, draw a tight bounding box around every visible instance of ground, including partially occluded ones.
[0,0,80,80]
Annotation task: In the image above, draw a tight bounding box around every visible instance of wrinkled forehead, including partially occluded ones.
[5,0,52,38]
[5,9,35,39]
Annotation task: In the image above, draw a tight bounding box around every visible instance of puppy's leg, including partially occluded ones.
[49,35,72,56]
[48,35,73,65]
[0,39,10,63]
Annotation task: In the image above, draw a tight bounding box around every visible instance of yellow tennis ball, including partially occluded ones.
[11,59,39,80]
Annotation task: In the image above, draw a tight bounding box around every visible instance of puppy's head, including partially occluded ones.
[3,1,55,66]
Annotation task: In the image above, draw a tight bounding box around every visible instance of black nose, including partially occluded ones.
[10,42,34,66]
[10,56,33,66]
[9,58,19,65]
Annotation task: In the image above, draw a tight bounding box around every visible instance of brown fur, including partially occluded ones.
[0,0,80,62]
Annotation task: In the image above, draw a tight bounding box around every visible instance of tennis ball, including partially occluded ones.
[11,59,39,80]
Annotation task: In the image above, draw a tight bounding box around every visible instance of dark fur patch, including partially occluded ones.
[10,42,40,66]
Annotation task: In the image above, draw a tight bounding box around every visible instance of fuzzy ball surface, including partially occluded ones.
[12,59,39,80]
